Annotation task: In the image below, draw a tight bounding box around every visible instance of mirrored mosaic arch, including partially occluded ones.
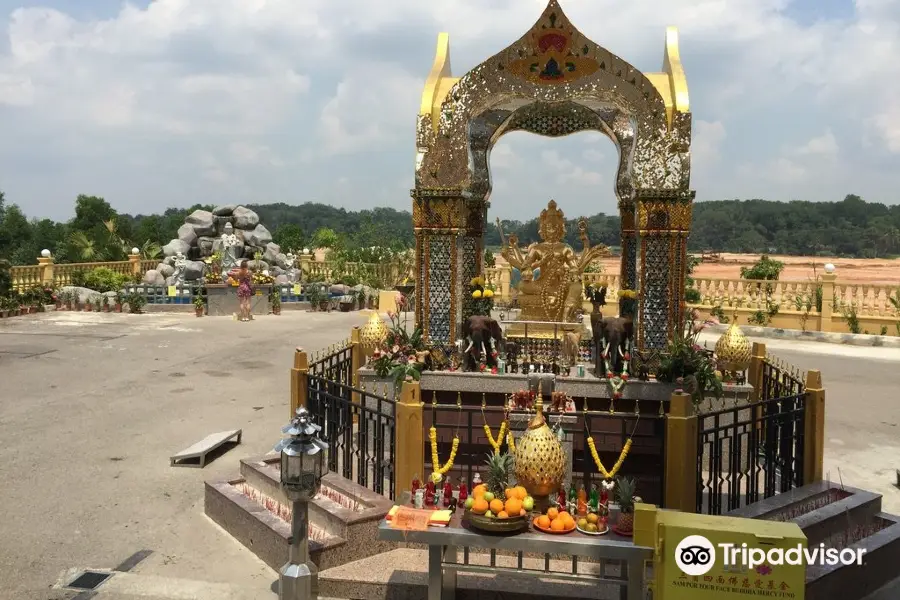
[412,0,694,349]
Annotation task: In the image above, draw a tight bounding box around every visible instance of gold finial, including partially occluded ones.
[432,390,437,406]
[481,393,486,409]
[583,397,589,413]
[609,395,616,414]
[382,383,389,397]
[361,381,366,393]
[457,391,462,407]
[535,379,544,414]
[658,399,665,416]
[634,398,640,415]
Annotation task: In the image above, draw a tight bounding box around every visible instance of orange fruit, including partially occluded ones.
[504,488,514,499]
[563,514,575,529]
[515,486,528,500]
[504,498,523,516]
[489,499,505,514]
[473,484,487,499]
[520,509,526,516]
[472,498,489,515]
[550,519,565,531]
[536,515,551,529]
[558,511,570,521]
[547,507,559,520]
[497,511,509,519]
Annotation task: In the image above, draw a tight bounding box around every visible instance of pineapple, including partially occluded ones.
[484,452,513,498]
[615,476,637,532]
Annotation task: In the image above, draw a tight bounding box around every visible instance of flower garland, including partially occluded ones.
[587,436,632,480]
[483,421,507,455]
[429,426,459,475]
[507,430,516,453]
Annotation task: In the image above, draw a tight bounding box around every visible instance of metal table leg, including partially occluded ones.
[428,545,443,600]
[443,545,458,598]
[626,558,644,600]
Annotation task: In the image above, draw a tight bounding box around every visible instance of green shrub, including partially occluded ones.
[0,260,11,297]
[80,267,129,293]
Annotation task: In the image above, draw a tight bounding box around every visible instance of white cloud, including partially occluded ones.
[541,149,603,185]
[0,0,897,220]
[795,130,839,158]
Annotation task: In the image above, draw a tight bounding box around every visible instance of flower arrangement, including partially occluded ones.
[617,289,638,318]
[656,316,723,405]
[252,271,275,285]
[469,276,495,317]
[370,310,427,385]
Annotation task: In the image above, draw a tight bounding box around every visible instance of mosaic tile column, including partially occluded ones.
[412,189,485,346]
[635,191,694,350]
[619,199,638,293]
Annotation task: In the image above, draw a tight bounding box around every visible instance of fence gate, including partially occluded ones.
[696,361,806,515]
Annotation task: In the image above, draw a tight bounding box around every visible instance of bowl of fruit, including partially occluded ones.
[533,507,576,534]
[575,512,609,536]
[463,454,533,534]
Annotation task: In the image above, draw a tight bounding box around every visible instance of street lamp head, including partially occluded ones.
[40,249,51,258]
[275,407,328,501]
[302,248,310,255]
[824,263,835,274]
[131,247,140,255]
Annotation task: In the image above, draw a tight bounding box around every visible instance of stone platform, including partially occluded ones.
[204,454,393,572]
[206,284,271,316]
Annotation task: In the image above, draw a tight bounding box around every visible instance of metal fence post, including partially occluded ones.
[351,327,362,424]
[803,370,825,483]
[748,342,767,402]
[664,392,698,513]
[291,348,309,418]
[395,381,424,498]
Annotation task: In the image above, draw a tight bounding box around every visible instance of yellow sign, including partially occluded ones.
[167,286,177,297]
[292,283,301,295]
[255,290,263,296]
[638,507,806,600]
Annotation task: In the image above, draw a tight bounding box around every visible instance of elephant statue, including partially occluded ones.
[461,315,504,371]
[594,317,634,376]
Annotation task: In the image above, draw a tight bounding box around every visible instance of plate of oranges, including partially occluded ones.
[463,485,533,533]
[532,507,577,534]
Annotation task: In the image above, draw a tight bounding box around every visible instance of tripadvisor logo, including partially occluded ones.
[675,534,866,576]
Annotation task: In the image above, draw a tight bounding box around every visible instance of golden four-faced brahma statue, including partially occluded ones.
[500,199,610,324]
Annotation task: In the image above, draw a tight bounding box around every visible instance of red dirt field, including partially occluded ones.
[495,253,900,284]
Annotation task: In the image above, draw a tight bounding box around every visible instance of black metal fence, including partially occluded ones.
[696,360,806,514]
[307,346,397,499]
[426,404,666,506]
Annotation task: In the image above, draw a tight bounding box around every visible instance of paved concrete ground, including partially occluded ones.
[0,312,897,599]
[0,310,368,600]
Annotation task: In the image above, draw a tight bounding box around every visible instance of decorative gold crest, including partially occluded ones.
[506,9,600,85]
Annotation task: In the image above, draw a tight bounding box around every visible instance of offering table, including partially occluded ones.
[378,512,652,600]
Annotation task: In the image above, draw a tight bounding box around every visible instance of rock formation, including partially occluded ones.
[144,204,299,286]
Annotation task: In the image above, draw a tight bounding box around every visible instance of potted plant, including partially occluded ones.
[357,288,367,310]
[113,291,123,313]
[53,292,61,310]
[62,291,73,311]
[614,476,636,535]
[339,294,355,312]
[84,297,93,312]
[102,296,110,312]
[271,290,282,315]
[94,298,102,312]
[125,292,146,314]
[655,316,723,405]
[193,294,205,317]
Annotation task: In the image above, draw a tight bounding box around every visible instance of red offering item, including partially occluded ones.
[442,481,453,507]
[412,477,421,495]
[557,487,567,509]
[458,479,468,503]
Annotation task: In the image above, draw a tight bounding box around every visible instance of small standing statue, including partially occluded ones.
[442,478,454,507]
[424,476,437,506]
[458,477,469,503]
[220,222,241,272]
[172,252,188,284]
[236,260,254,322]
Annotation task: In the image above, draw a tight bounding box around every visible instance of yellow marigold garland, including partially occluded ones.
[429,426,459,475]
[506,430,516,453]
[587,437,632,480]
[483,421,508,455]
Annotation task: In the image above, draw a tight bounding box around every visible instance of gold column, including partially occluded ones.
[394,381,425,497]
[128,252,142,278]
[819,273,837,332]
[290,348,309,418]
[804,370,825,483]
[37,254,54,286]
[664,391,698,512]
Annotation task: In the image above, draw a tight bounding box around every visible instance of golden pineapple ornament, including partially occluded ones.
[513,381,566,511]
[715,321,752,373]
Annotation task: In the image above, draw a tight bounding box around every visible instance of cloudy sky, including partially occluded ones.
[0,0,897,222]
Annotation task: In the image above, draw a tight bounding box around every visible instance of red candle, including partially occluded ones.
[412,476,421,495]
[458,478,469,503]
[442,481,453,507]
[557,486,567,509]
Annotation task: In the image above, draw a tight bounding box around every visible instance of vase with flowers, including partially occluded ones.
[370,310,428,386]
[655,314,723,405]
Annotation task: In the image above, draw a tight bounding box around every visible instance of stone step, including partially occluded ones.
[319,548,627,600]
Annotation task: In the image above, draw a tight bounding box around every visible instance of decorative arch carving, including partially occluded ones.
[412,0,694,353]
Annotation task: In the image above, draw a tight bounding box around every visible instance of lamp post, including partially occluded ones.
[274,407,329,600]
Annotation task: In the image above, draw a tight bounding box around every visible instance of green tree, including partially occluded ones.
[272,223,305,253]
[312,227,340,250]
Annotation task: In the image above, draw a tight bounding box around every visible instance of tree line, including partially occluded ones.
[1,192,897,265]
